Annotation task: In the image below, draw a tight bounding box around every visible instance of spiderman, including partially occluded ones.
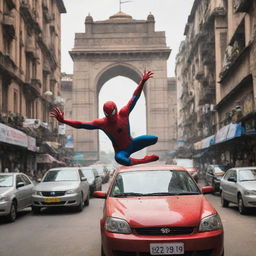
[50,70,159,166]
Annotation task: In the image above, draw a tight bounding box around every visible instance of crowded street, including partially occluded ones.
[0,181,255,256]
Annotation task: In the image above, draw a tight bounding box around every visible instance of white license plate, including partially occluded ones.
[150,243,184,255]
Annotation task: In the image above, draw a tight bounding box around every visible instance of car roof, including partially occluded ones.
[232,167,256,170]
[115,164,187,174]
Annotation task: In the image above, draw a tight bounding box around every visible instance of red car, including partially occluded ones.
[94,165,224,256]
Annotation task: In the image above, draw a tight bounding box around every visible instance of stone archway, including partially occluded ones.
[69,11,171,164]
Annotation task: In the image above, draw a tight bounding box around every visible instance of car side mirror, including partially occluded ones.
[93,191,107,199]
[81,177,87,182]
[17,182,25,188]
[228,177,236,182]
[201,186,214,194]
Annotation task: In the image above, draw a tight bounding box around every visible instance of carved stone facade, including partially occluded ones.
[0,0,66,172]
[69,12,171,163]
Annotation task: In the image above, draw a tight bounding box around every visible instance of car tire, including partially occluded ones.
[101,245,106,256]
[75,193,84,212]
[238,195,247,215]
[32,206,41,214]
[84,194,90,207]
[221,192,229,207]
[7,201,17,222]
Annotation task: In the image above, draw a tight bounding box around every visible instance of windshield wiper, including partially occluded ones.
[112,192,145,197]
[142,192,179,196]
[174,192,200,195]
[240,179,256,182]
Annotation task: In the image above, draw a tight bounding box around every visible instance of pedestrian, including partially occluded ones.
[50,70,159,166]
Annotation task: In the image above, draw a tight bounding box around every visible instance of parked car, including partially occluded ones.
[220,167,256,214]
[205,165,226,192]
[94,164,224,256]
[172,158,199,182]
[0,173,34,222]
[80,166,102,195]
[32,167,90,213]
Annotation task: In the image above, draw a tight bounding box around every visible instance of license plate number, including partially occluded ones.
[44,198,61,203]
[150,243,184,255]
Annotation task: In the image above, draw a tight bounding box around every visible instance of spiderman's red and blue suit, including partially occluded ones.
[51,71,159,166]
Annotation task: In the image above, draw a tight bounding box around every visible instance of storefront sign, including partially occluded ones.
[0,123,28,148]
[215,125,230,144]
[201,135,215,149]
[27,136,37,152]
[65,134,74,148]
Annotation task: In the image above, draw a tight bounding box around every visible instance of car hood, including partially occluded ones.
[0,187,13,195]
[34,181,79,191]
[239,181,256,190]
[106,195,215,227]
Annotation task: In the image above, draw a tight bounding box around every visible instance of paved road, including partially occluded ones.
[0,182,255,256]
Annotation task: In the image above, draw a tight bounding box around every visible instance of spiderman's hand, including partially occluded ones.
[50,107,65,123]
[142,70,153,82]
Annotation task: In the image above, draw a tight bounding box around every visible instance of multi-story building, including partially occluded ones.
[176,0,256,167]
[0,0,66,173]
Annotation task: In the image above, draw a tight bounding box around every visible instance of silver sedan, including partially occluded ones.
[220,167,256,214]
[32,167,90,213]
[0,173,34,222]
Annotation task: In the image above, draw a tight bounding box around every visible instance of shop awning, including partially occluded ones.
[36,154,64,164]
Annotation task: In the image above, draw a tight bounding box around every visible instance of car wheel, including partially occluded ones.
[7,201,17,222]
[101,245,106,256]
[32,206,41,214]
[84,194,90,207]
[238,195,247,215]
[221,192,229,207]
[75,193,84,212]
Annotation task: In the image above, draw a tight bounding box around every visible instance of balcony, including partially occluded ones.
[199,88,215,105]
[20,0,41,33]
[2,14,15,38]
[0,52,17,75]
[31,79,42,95]
[233,0,250,13]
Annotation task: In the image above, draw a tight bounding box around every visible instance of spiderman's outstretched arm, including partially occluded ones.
[50,107,102,129]
[120,71,153,115]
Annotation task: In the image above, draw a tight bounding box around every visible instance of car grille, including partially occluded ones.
[134,227,194,236]
[42,202,65,205]
[41,191,65,197]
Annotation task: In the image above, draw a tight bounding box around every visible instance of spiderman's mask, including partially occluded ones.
[103,101,117,119]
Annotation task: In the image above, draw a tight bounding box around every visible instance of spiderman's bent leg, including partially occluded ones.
[115,151,132,166]
[131,135,158,152]
[130,135,159,165]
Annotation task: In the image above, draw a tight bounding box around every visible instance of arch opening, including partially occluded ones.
[98,75,147,163]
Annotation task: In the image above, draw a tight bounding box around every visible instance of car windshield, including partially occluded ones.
[110,170,200,197]
[0,175,13,187]
[42,169,79,182]
[239,169,256,181]
[213,166,226,174]
[81,169,94,180]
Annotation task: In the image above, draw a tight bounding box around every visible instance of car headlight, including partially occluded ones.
[199,214,223,232]
[65,189,76,195]
[0,195,10,202]
[105,217,132,234]
[33,191,42,196]
[244,190,256,196]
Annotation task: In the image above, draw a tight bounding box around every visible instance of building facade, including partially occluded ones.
[0,0,66,174]
[176,0,256,167]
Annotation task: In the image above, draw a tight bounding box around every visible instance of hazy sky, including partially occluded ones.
[61,0,194,152]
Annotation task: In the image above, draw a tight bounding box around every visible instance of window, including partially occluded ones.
[21,175,32,185]
[13,89,18,113]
